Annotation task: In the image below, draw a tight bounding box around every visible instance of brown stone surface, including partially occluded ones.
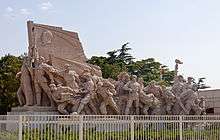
[27,21,86,64]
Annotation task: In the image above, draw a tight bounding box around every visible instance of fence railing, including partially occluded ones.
[0,115,220,140]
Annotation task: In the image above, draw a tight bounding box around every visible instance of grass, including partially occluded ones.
[21,126,220,140]
[0,125,219,140]
[0,131,18,140]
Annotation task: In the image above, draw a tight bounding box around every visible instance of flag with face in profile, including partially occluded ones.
[27,21,101,76]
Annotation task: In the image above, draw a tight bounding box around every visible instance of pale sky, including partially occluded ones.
[0,0,220,89]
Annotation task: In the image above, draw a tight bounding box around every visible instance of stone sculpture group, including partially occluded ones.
[15,21,206,115]
[16,58,206,115]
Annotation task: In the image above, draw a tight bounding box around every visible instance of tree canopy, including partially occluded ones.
[0,54,22,114]
[88,43,175,86]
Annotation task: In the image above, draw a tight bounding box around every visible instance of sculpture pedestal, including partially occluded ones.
[8,106,59,115]
[7,106,59,131]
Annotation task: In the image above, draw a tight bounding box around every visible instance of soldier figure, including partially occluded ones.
[172,59,185,97]
[16,56,34,106]
[123,75,141,115]
[97,79,120,115]
[171,75,186,96]
[144,81,164,100]
[77,73,96,114]
[163,89,176,115]
[183,77,195,91]
[199,96,206,115]
[49,84,76,115]
[34,56,55,106]
[174,59,183,77]
[115,72,130,95]
[179,84,199,114]
[59,64,79,93]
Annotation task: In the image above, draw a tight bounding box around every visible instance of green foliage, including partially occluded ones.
[88,43,174,86]
[0,54,22,114]
[87,56,127,79]
[116,42,134,64]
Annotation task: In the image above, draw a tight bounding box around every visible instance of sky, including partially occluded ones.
[0,0,220,89]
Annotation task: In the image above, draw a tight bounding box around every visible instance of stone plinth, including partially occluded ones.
[7,106,59,131]
[8,106,59,115]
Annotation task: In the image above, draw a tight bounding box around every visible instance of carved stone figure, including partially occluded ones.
[144,81,165,101]
[41,30,53,45]
[97,79,120,115]
[58,64,79,93]
[123,75,140,115]
[177,85,199,115]
[16,72,25,106]
[182,77,195,92]
[163,89,176,115]
[174,59,183,77]
[137,78,160,115]
[199,96,206,115]
[171,75,186,96]
[16,56,34,106]
[77,73,96,114]
[115,72,130,95]
[33,56,55,107]
[49,84,75,114]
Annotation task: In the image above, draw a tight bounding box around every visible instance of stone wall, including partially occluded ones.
[199,89,220,114]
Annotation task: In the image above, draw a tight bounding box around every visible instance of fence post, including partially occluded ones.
[79,115,83,140]
[18,115,22,140]
[179,116,183,140]
[130,116,134,140]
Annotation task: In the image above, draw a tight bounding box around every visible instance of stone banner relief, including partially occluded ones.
[14,21,206,115]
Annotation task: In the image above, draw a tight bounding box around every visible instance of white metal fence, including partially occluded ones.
[0,115,220,140]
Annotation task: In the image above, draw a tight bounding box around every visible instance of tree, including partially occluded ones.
[87,56,127,79]
[117,42,134,64]
[127,58,174,86]
[106,50,118,64]
[197,78,210,89]
[0,54,22,114]
[88,44,174,86]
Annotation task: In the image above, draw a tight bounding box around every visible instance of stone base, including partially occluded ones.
[7,106,60,131]
[8,106,59,115]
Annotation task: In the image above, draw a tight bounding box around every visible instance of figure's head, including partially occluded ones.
[187,77,194,83]
[200,96,205,101]
[108,78,116,85]
[178,75,185,83]
[131,75,137,82]
[39,56,45,64]
[82,72,92,81]
[122,73,130,83]
[117,72,127,81]
[49,84,57,91]
[117,73,123,81]
[194,98,200,104]
[81,69,91,76]
[138,77,144,84]
[41,31,53,45]
[102,79,108,84]
[191,84,198,92]
[64,64,71,71]
[148,80,157,87]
